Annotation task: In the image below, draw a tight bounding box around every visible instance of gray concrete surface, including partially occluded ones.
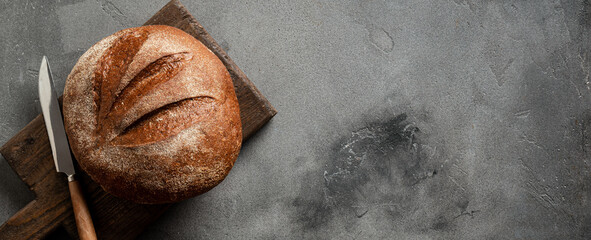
[1,0,591,239]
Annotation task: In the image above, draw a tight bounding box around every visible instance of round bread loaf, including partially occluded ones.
[63,25,242,204]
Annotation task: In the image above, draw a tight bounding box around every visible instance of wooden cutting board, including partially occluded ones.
[0,0,277,239]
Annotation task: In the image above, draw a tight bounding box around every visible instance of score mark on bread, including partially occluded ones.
[112,96,215,147]
[92,30,215,147]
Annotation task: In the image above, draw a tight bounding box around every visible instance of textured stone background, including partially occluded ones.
[1,0,591,239]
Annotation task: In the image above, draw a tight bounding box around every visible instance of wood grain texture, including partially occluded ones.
[0,0,276,239]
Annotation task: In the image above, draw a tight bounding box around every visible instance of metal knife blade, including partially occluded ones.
[38,56,75,178]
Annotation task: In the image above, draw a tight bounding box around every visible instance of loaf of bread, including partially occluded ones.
[63,25,242,204]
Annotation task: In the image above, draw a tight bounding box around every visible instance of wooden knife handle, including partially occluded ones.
[68,179,97,240]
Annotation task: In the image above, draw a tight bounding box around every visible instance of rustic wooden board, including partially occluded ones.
[0,0,276,239]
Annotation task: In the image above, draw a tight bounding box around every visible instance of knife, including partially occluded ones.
[38,56,97,240]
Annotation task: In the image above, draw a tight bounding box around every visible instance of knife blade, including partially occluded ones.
[38,56,76,179]
[38,56,97,240]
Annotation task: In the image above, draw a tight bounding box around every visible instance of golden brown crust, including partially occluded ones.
[63,25,242,204]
